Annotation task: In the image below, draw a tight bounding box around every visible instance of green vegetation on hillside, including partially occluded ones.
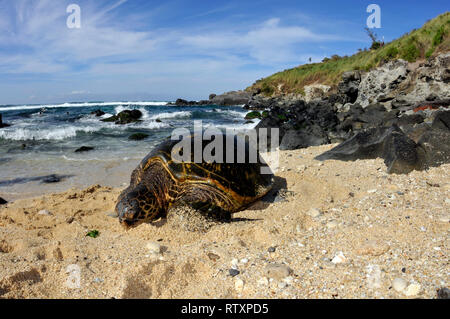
[248,12,450,96]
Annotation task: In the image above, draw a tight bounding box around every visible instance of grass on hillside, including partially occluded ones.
[248,12,450,96]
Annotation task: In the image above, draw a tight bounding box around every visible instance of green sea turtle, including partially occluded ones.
[116,133,274,228]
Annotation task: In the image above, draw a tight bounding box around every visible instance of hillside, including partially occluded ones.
[247,12,450,96]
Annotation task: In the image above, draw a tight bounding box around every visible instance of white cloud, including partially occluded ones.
[180,17,339,64]
[0,0,360,104]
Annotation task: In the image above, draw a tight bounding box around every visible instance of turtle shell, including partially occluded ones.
[137,133,273,200]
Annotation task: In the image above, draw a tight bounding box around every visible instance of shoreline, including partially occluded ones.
[1,145,448,299]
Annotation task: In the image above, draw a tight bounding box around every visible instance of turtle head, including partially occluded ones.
[116,184,160,228]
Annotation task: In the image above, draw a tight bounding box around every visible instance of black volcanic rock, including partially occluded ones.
[315,125,424,174]
[382,130,424,174]
[431,110,450,130]
[0,114,11,128]
[315,125,404,162]
[42,174,61,184]
[416,128,450,169]
[338,71,361,104]
[0,197,7,205]
[75,146,95,153]
[91,109,105,117]
[101,110,143,125]
[210,91,251,106]
[129,133,149,141]
[170,99,210,106]
[280,129,328,150]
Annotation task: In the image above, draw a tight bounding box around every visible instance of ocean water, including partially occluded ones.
[0,101,258,200]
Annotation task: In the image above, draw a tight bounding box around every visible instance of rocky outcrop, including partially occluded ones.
[0,197,7,205]
[249,52,450,173]
[338,71,361,104]
[256,90,450,173]
[352,53,450,110]
[209,91,251,106]
[101,110,143,125]
[315,110,450,174]
[171,99,210,106]
[303,84,331,103]
[170,90,252,107]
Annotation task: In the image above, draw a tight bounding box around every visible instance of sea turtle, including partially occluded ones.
[116,133,274,228]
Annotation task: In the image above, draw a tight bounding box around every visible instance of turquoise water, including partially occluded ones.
[0,101,257,200]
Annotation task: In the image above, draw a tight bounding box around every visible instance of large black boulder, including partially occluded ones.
[382,130,423,174]
[0,197,7,205]
[101,110,143,125]
[280,129,328,150]
[431,110,450,130]
[416,128,450,169]
[315,125,423,174]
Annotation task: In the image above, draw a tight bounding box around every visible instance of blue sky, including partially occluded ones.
[0,0,448,105]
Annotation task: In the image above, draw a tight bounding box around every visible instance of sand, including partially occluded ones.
[0,144,448,299]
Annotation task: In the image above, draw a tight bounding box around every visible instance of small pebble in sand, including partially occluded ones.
[392,278,407,292]
[265,263,293,280]
[366,265,382,289]
[231,258,239,268]
[357,240,390,256]
[331,252,346,264]
[38,210,51,216]
[235,278,244,292]
[278,282,287,289]
[207,253,220,262]
[367,189,377,194]
[327,220,339,229]
[404,283,421,296]
[146,242,161,254]
[268,247,276,253]
[229,269,240,277]
[240,258,249,264]
[257,277,269,286]
[438,216,449,223]
[306,208,322,218]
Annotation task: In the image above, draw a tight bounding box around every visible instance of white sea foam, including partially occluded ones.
[203,119,261,131]
[0,101,169,112]
[0,125,99,141]
[210,109,247,118]
[149,111,192,120]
